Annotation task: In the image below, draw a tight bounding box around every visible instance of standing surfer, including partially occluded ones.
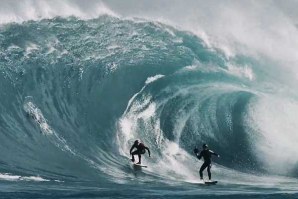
[130,140,151,164]
[194,144,219,181]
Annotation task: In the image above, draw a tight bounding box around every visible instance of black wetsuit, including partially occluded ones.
[197,149,218,180]
[130,143,150,164]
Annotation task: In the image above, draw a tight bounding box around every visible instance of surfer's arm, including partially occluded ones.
[129,144,136,154]
[145,147,151,157]
[210,150,220,157]
[197,151,202,160]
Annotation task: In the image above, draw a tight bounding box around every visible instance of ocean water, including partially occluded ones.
[1,1,298,198]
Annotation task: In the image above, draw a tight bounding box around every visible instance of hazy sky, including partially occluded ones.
[1,0,298,24]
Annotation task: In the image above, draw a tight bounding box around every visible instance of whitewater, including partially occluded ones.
[0,0,298,198]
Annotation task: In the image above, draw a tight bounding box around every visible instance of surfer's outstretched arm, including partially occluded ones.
[210,150,219,157]
[145,147,151,157]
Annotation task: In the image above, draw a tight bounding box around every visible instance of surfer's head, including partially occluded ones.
[134,140,139,144]
[202,143,208,149]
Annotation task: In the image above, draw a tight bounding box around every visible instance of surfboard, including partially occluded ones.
[133,163,147,168]
[191,180,218,186]
[204,180,217,185]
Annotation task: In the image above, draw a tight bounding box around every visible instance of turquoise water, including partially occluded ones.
[1,1,298,198]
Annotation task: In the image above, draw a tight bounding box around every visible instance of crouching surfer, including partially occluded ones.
[130,140,151,164]
[194,144,219,181]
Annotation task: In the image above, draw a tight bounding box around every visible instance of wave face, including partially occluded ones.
[1,13,298,196]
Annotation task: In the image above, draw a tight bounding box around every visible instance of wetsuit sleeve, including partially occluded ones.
[145,147,151,157]
[130,144,136,154]
[209,150,219,157]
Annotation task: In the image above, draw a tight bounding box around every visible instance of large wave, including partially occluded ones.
[0,1,298,192]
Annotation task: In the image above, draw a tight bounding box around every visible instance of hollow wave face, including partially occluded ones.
[0,14,298,191]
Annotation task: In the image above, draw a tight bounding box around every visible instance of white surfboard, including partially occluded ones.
[132,163,147,168]
[204,180,217,185]
[191,180,218,185]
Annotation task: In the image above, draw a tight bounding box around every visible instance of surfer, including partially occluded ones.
[194,144,219,181]
[130,140,151,164]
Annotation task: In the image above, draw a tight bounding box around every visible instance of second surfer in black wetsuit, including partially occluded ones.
[130,140,151,164]
[194,144,219,180]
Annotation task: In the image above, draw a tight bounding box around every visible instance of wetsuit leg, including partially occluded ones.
[207,164,211,180]
[199,162,209,179]
[131,150,139,162]
[137,154,141,164]
[136,150,146,164]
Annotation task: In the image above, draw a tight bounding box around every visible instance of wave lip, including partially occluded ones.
[0,0,117,24]
[0,13,298,195]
